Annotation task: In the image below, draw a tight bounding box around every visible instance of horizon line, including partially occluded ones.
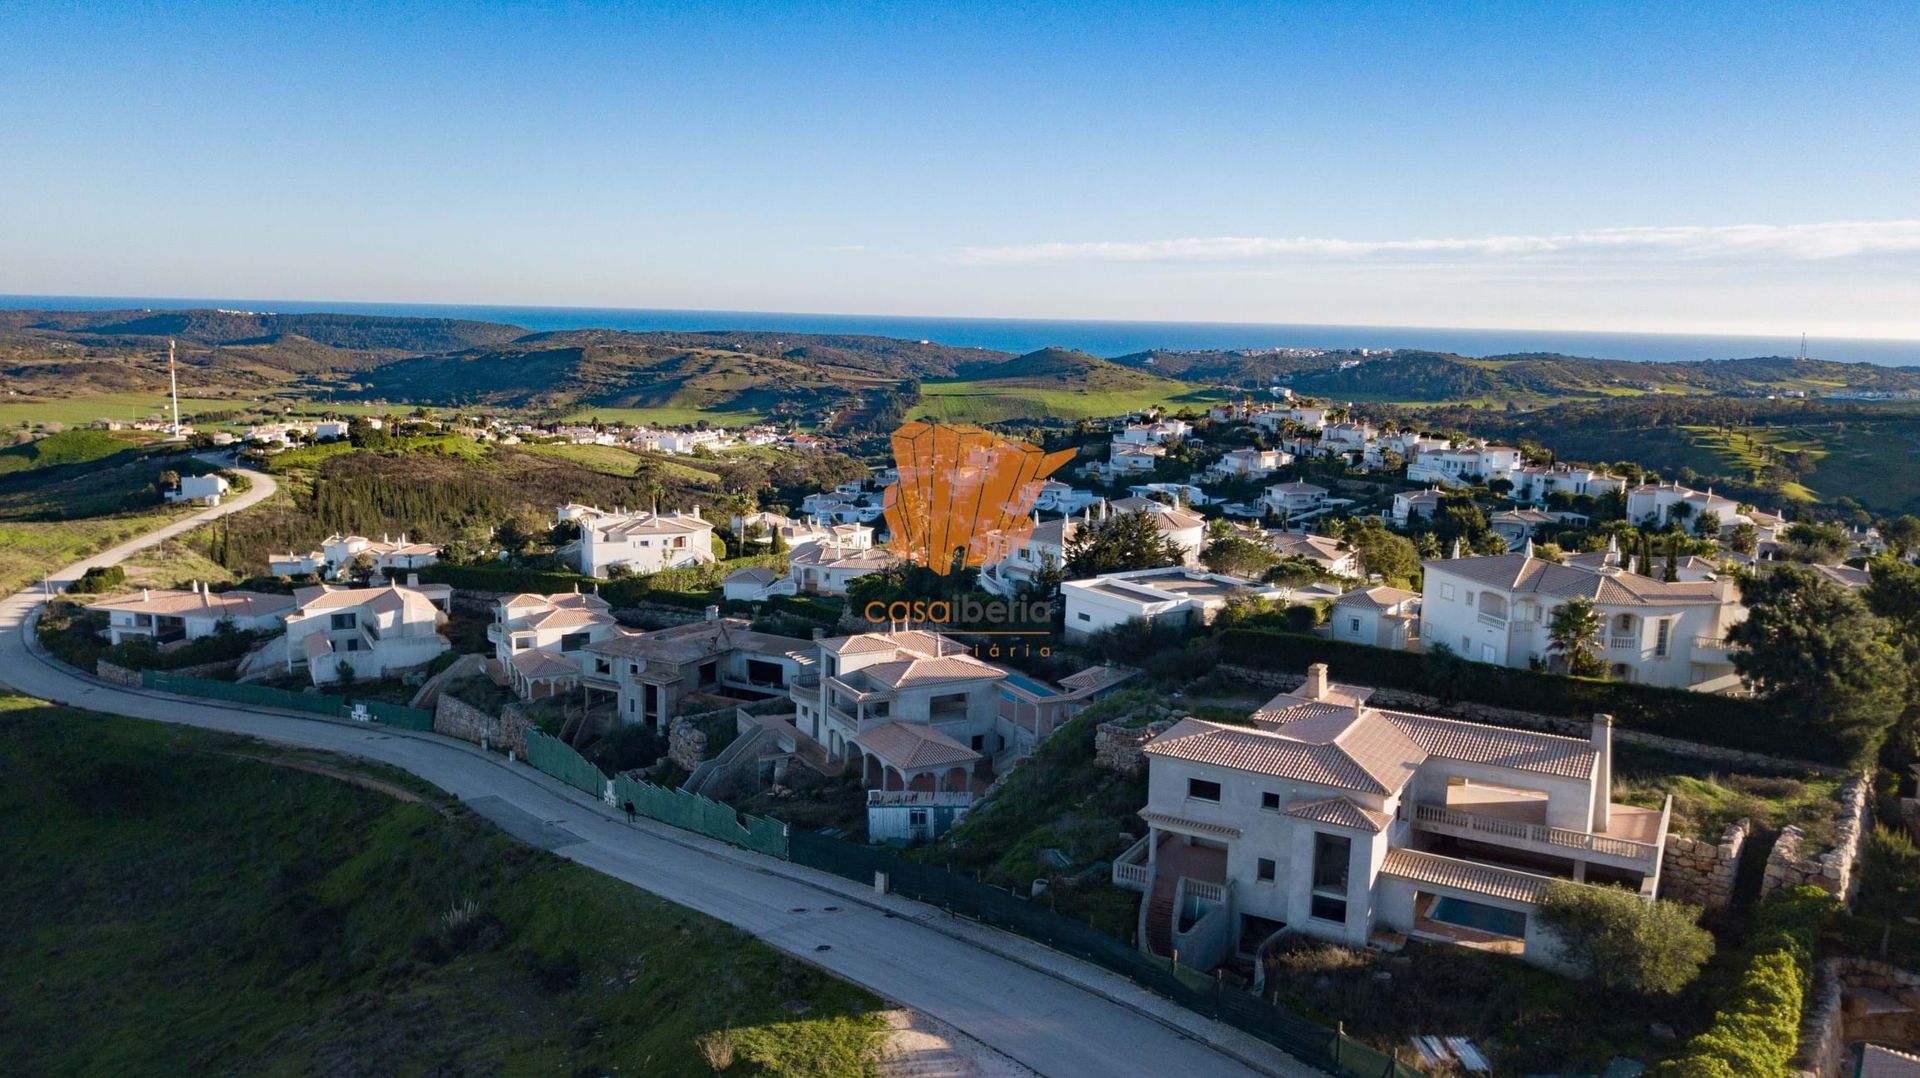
[2,290,1917,349]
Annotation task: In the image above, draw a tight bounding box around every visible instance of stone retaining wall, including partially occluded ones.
[1660,818,1750,911]
[1798,957,1920,1077]
[668,717,708,772]
[97,657,242,687]
[1217,664,1849,778]
[1094,719,1175,775]
[433,693,531,758]
[1766,772,1874,905]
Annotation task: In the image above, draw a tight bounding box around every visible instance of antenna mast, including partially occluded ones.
[167,338,182,436]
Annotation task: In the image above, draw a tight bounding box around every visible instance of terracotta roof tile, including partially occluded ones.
[1378,848,1553,904]
[852,721,980,772]
[1285,796,1391,833]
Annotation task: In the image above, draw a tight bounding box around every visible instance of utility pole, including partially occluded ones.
[167,338,182,437]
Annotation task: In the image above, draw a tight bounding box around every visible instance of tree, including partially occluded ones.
[1882,515,1920,558]
[1536,880,1714,995]
[1342,519,1423,589]
[1547,597,1605,677]
[1859,826,1920,957]
[1063,511,1184,577]
[1200,535,1280,579]
[1728,521,1759,556]
[1693,510,1721,539]
[1731,566,1910,761]
[1780,521,1849,565]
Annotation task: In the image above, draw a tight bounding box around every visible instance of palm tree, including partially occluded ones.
[1547,597,1605,678]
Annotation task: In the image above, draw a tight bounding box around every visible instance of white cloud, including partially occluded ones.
[953,220,1920,266]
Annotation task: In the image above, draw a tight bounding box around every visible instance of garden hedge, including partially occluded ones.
[1216,628,1848,766]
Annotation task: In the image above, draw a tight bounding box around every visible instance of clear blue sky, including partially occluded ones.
[3,1,1917,336]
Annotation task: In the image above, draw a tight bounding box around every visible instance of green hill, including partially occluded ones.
[916,348,1220,424]
[0,695,886,1076]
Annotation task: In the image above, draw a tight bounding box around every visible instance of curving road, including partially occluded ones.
[0,461,1316,1078]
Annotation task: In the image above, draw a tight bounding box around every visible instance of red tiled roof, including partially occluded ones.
[1285,796,1391,833]
[1378,848,1554,904]
[852,721,980,772]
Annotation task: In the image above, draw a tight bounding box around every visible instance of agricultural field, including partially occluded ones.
[519,441,722,483]
[0,696,890,1076]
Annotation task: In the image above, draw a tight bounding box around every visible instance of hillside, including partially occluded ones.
[0,695,886,1076]
[916,348,1220,424]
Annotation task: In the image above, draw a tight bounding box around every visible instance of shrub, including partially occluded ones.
[1536,880,1714,995]
[1656,885,1834,1078]
[67,565,127,594]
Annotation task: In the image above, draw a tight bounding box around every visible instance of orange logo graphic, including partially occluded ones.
[881,421,1075,575]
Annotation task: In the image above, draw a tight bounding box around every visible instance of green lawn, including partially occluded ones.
[520,441,723,483]
[0,391,240,430]
[0,693,890,1076]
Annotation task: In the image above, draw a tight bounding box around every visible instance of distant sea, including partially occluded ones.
[5,294,1919,367]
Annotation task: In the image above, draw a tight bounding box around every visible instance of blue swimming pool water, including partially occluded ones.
[1430,897,1527,938]
[1000,672,1055,697]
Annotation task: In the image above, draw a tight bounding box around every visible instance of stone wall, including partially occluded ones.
[1765,771,1873,906]
[1798,957,1920,1078]
[434,693,531,758]
[668,717,708,772]
[98,657,242,687]
[1217,664,1849,778]
[1094,719,1175,775]
[1660,818,1750,911]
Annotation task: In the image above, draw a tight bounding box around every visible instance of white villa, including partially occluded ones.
[1329,586,1421,650]
[269,532,440,580]
[1263,481,1330,518]
[1112,665,1669,972]
[491,590,623,700]
[787,537,898,597]
[1062,567,1286,640]
[1208,447,1292,481]
[1115,417,1192,445]
[1419,550,1747,692]
[164,473,231,506]
[572,504,716,578]
[1265,531,1360,578]
[1625,483,1747,529]
[284,580,452,685]
[582,614,813,731]
[89,584,294,646]
[1391,489,1443,525]
[1108,496,1207,565]
[1510,463,1625,505]
[1406,443,1523,489]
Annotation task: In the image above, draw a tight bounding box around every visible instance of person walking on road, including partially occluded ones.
[623,799,636,824]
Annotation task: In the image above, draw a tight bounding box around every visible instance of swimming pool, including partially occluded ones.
[1430,896,1527,938]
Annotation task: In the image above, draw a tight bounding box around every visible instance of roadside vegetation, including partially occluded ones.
[0,694,890,1076]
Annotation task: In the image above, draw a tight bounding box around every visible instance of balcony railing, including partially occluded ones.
[1112,834,1153,892]
[1412,803,1658,865]
[1608,634,1638,650]
[1693,636,1741,652]
[1182,878,1229,903]
[1477,612,1507,628]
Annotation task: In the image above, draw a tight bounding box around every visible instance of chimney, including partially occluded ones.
[1303,663,1329,701]
[407,573,420,588]
[705,604,720,622]
[1591,713,1614,833]
[811,627,824,640]
[141,588,150,603]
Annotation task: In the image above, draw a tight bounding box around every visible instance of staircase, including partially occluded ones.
[1145,894,1176,956]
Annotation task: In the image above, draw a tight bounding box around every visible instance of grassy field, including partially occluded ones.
[559,404,764,428]
[0,693,890,1076]
[520,441,723,483]
[0,391,241,429]
[912,380,1225,424]
[0,435,206,596]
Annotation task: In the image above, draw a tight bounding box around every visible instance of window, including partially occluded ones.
[1348,617,1361,633]
[1654,618,1672,657]
[1440,583,1456,601]
[1257,858,1276,883]
[909,809,928,826]
[1312,833,1350,891]
[1480,643,1497,663]
[1310,895,1348,923]
[560,632,591,652]
[1076,611,1091,622]
[1187,778,1222,802]
[1261,791,1281,811]
[343,638,362,652]
[329,612,357,630]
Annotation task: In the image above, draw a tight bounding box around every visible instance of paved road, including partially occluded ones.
[0,463,1317,1078]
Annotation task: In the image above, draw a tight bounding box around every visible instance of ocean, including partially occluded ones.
[5,293,1917,367]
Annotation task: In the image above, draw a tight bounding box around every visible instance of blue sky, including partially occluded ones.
[2,1,1917,336]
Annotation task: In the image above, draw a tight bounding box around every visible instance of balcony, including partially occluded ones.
[1692,635,1742,660]
[1112,833,1153,892]
[1411,801,1664,872]
[485,623,503,645]
[1607,634,1639,650]
[1477,612,1508,629]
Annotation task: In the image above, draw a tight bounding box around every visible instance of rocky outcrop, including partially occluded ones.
[1764,772,1873,905]
[1660,819,1749,911]
[668,717,709,772]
